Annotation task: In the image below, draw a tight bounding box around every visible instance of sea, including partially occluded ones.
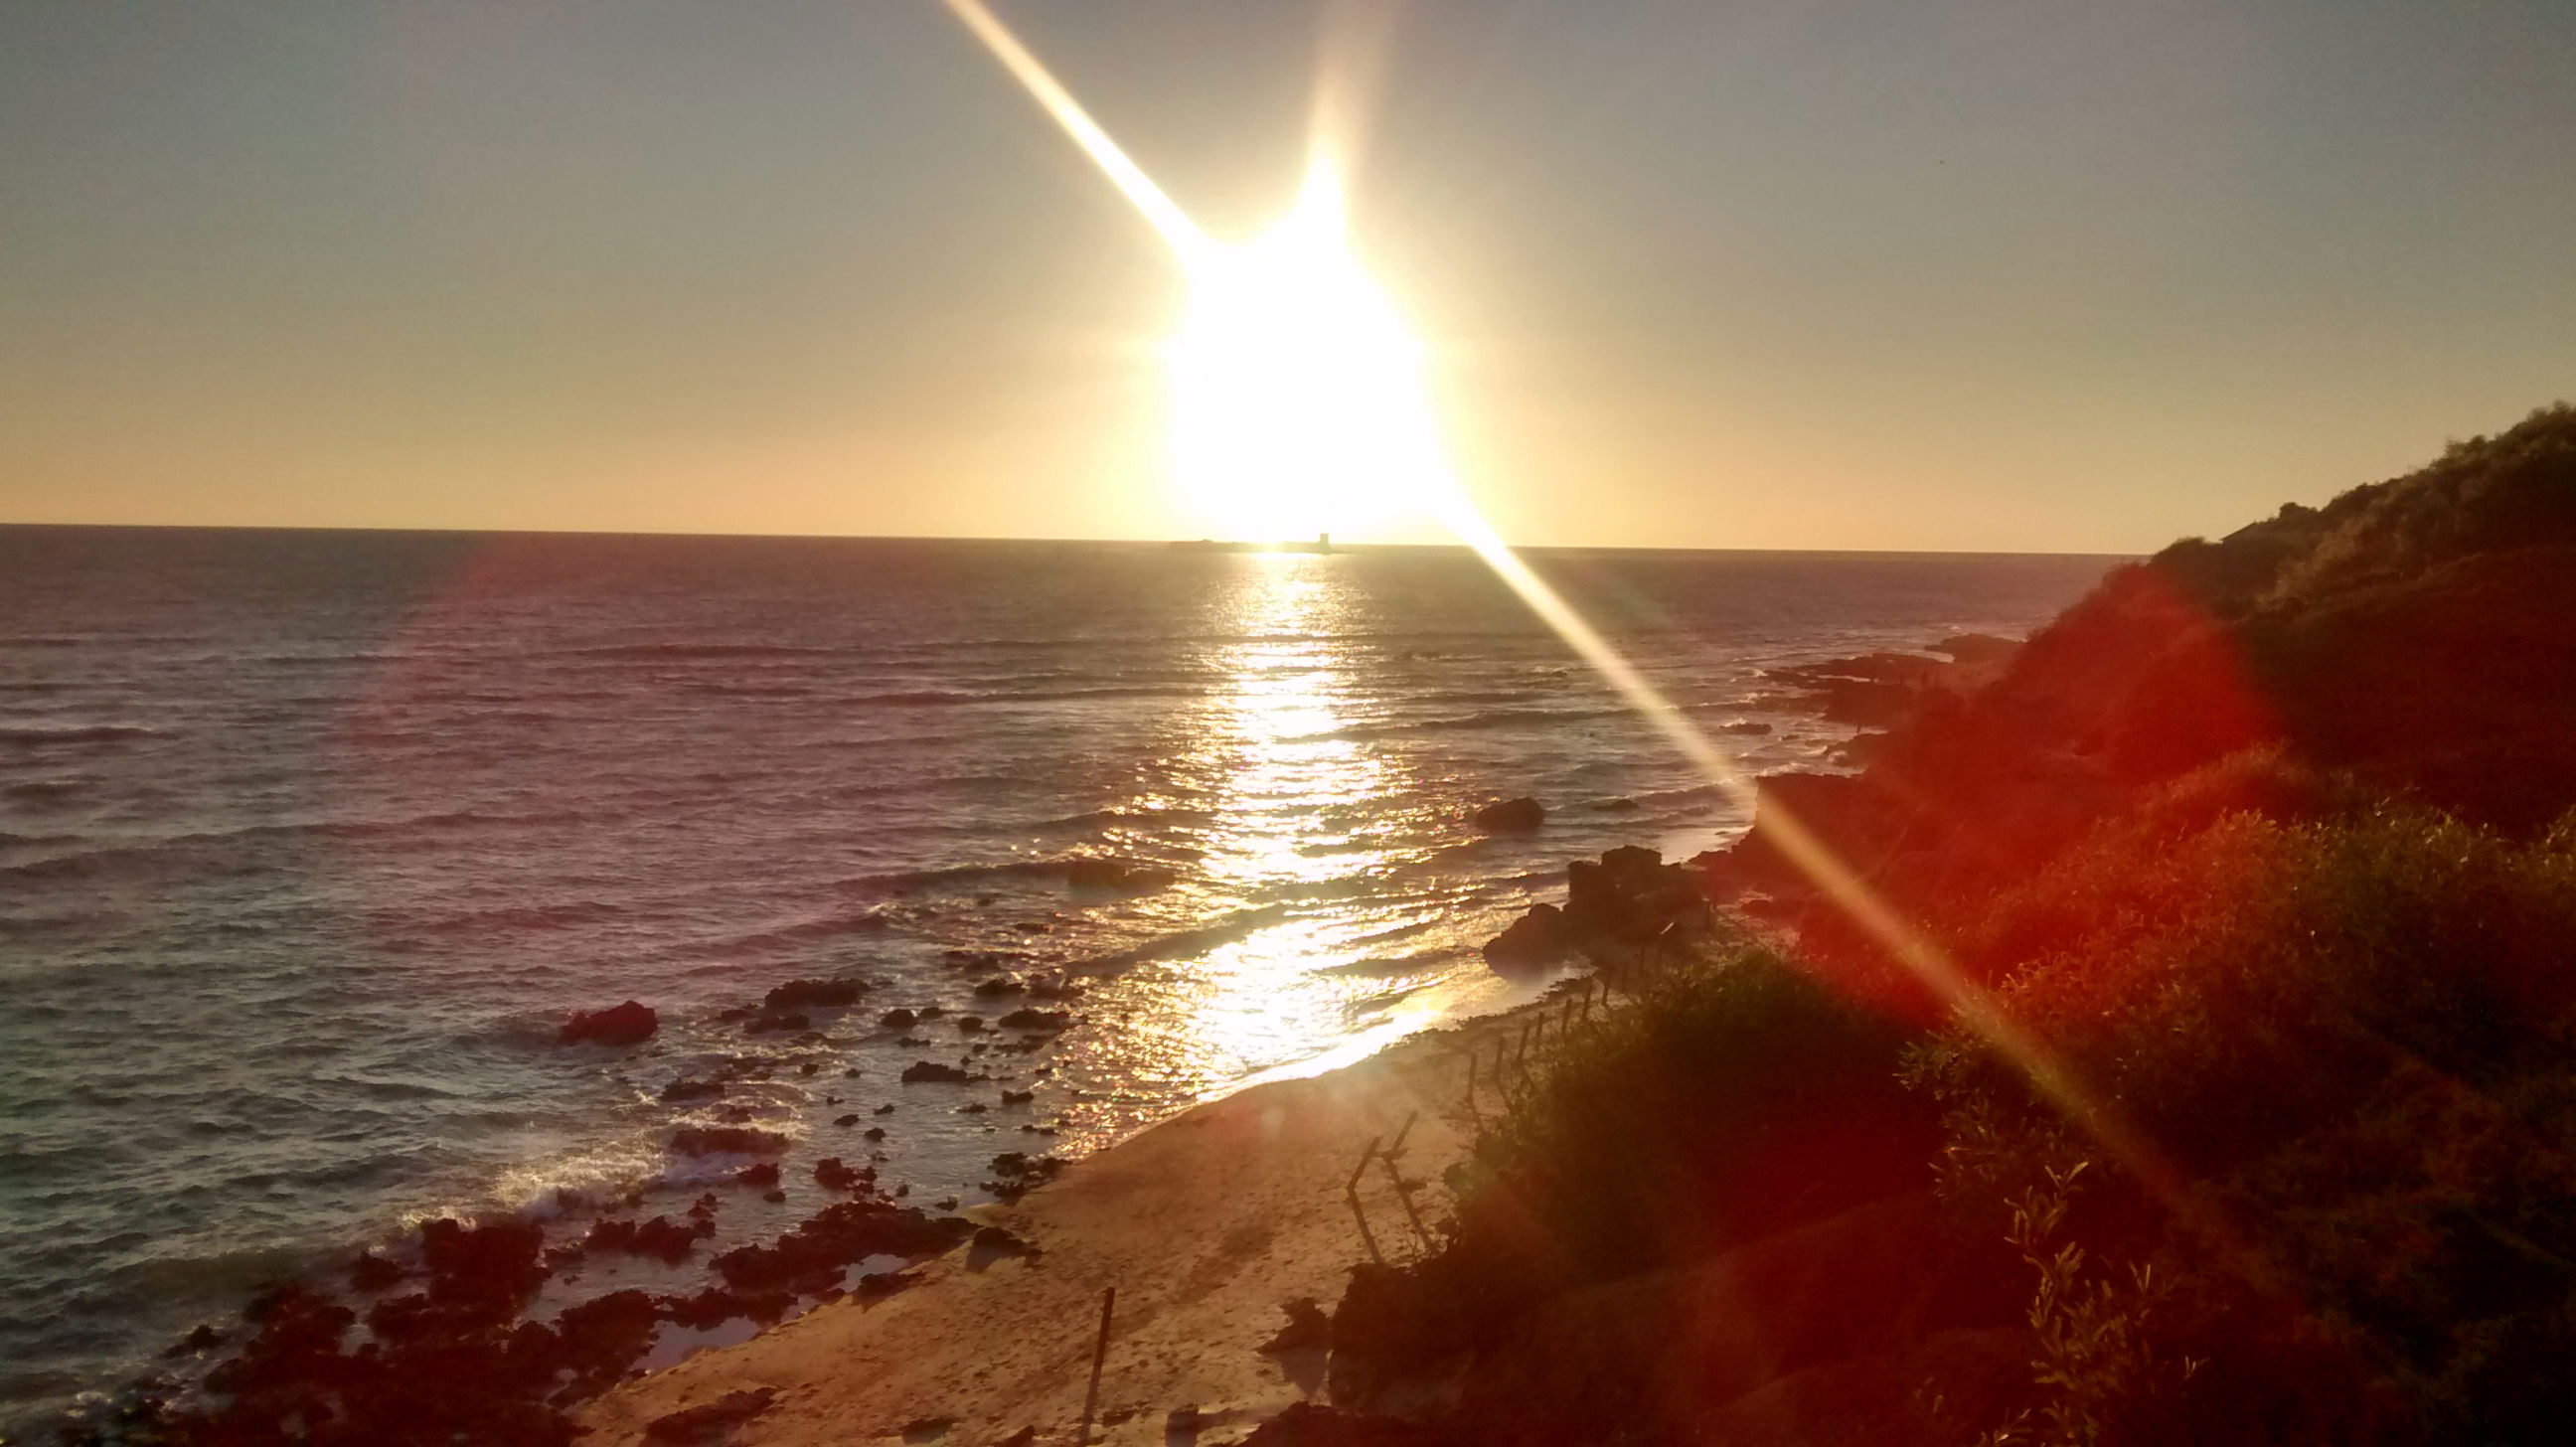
[0,527,2114,1434]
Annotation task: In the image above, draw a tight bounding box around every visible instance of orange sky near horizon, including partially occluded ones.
[3,1,2572,554]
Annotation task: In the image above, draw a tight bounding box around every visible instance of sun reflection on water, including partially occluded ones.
[1052,554,1524,1121]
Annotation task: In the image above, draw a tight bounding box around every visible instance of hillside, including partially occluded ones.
[1313,402,2576,1446]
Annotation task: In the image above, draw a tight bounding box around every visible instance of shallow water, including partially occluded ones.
[0,527,2113,1429]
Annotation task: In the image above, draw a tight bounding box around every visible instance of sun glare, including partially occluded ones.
[1166,162,1450,544]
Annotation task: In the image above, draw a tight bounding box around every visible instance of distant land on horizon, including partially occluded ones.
[0,520,2132,563]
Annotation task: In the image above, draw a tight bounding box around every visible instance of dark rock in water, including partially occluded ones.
[1064,858,1179,892]
[762,977,868,1012]
[645,1387,776,1444]
[622,1215,700,1262]
[812,1157,871,1193]
[711,1201,971,1296]
[834,1111,862,1127]
[659,1075,724,1104]
[165,1322,226,1358]
[878,1008,918,1030]
[734,1161,780,1188]
[1564,846,1707,943]
[1473,795,1546,833]
[956,1015,986,1034]
[973,974,1028,997]
[863,1126,887,1141]
[1481,902,1571,971]
[552,1289,659,1391]
[901,1059,982,1084]
[1000,1088,1035,1105]
[670,1125,790,1157]
[349,1250,404,1292]
[1721,720,1773,735]
[996,1007,1072,1032]
[559,1000,657,1047]
[874,1103,896,1114]
[417,1216,548,1311]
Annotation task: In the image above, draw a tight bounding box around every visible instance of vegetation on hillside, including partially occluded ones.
[1319,404,2576,1445]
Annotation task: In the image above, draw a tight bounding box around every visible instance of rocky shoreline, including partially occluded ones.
[59,631,2002,1446]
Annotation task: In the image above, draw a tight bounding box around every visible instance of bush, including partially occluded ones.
[1463,945,1934,1285]
[1912,804,2576,1441]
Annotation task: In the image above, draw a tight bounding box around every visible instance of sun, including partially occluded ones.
[1164,161,1452,545]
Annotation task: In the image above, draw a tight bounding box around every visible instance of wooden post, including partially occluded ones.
[1345,1136,1385,1266]
[1077,1285,1116,1445]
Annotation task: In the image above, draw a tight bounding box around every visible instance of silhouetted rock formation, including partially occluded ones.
[558,1000,657,1046]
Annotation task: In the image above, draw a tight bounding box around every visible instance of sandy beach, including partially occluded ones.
[576,1003,1526,1445]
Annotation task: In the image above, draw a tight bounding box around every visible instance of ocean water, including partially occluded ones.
[0,527,2113,1431]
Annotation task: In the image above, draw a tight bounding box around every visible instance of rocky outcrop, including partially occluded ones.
[1472,796,1546,833]
[558,1000,657,1047]
[1482,846,1712,973]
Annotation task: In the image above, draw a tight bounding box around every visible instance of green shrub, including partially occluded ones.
[1913,804,2576,1440]
[1466,945,1934,1283]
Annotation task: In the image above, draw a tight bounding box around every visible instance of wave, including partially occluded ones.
[837,859,1066,894]
[1290,707,1631,743]
[381,900,628,936]
[564,642,849,661]
[1037,806,1218,832]
[704,908,893,954]
[1078,904,1291,972]
[0,724,164,745]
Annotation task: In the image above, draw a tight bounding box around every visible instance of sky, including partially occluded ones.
[2,0,2571,552]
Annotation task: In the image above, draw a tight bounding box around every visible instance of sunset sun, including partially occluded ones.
[1166,160,1450,544]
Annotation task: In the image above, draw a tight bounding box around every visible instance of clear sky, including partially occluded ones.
[3,0,2571,551]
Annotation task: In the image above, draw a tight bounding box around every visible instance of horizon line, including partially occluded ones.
[0,518,2139,561]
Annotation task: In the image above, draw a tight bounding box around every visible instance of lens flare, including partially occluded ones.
[933,0,2198,1221]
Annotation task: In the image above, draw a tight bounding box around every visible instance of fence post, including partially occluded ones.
[1077,1285,1116,1445]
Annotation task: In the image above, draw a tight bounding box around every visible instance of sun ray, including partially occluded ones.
[928,0,2199,1222]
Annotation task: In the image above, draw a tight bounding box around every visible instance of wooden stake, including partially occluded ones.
[1077,1285,1116,1445]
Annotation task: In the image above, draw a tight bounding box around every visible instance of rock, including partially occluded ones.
[710,1201,971,1295]
[1000,1088,1035,1105]
[972,974,1028,997]
[971,1224,1039,1262]
[669,1125,789,1157]
[734,1161,780,1188]
[1261,1296,1334,1355]
[834,1112,862,1127]
[874,1103,896,1114]
[1481,902,1571,971]
[744,1011,809,1034]
[996,1007,1071,1032]
[644,1387,776,1444]
[1721,720,1773,735]
[1473,796,1545,833]
[901,1060,982,1084]
[762,977,867,1012]
[956,1015,986,1033]
[559,1000,657,1047]
[878,1008,918,1030]
[348,1250,404,1292]
[813,1157,870,1193]
[659,1076,724,1103]
[552,1288,660,1390]
[863,1126,887,1141]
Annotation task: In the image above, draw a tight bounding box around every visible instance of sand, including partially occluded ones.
[574,1006,1554,1446]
